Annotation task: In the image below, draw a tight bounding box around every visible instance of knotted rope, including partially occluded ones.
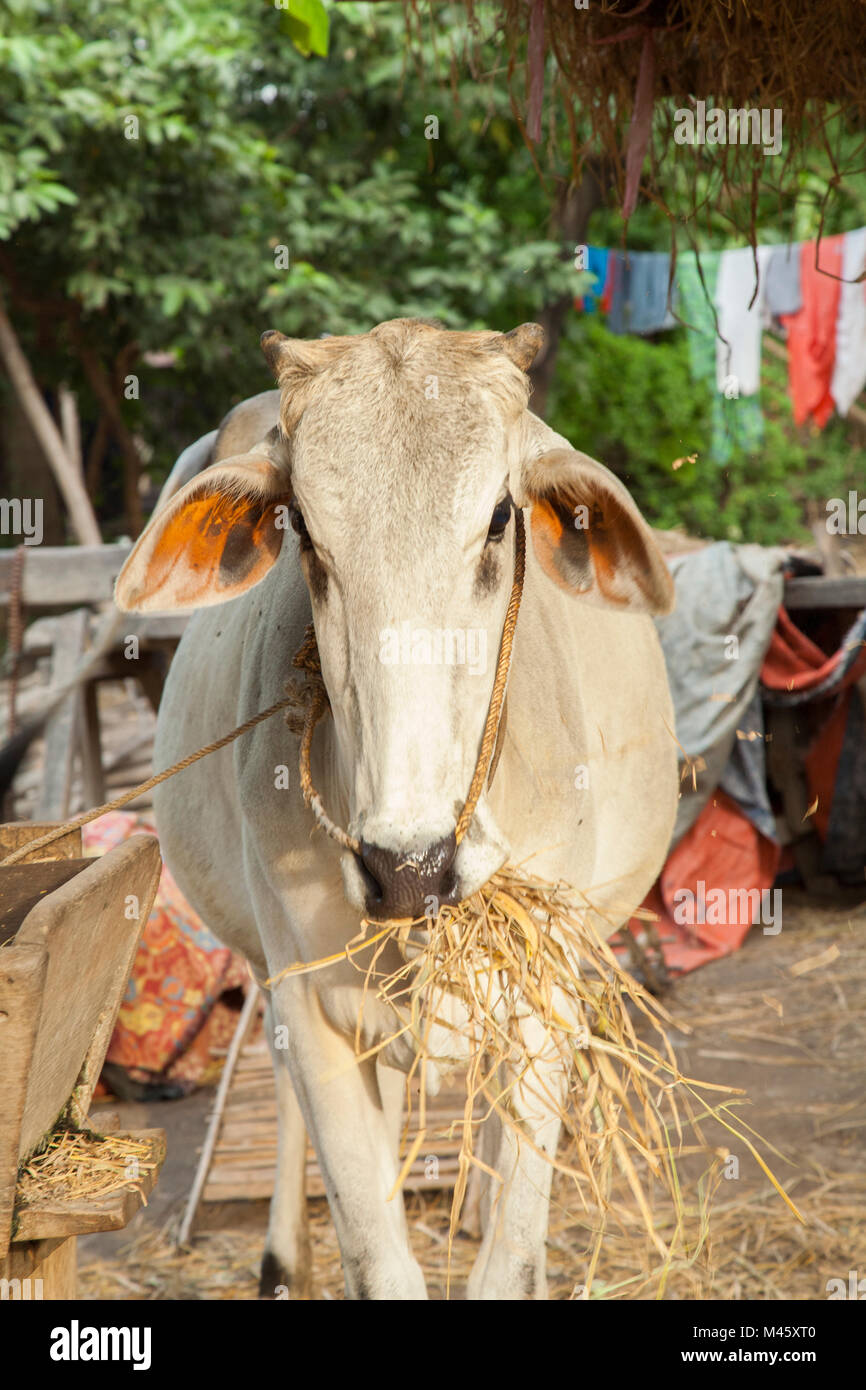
[0,511,526,868]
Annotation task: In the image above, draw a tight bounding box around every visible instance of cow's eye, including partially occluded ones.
[486,495,512,543]
[289,501,309,541]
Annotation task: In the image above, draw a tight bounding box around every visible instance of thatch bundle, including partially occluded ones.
[423,1,866,236]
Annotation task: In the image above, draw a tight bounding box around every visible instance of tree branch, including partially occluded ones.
[0,295,102,545]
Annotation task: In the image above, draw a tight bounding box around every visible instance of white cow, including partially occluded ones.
[116,319,677,1300]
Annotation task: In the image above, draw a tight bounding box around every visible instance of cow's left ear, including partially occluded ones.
[516,447,674,615]
[115,452,292,613]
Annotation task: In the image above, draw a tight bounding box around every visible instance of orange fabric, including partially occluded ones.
[780,236,843,429]
[624,790,780,975]
[804,693,850,842]
[761,605,842,691]
[760,604,866,841]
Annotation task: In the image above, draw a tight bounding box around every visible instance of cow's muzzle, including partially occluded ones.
[356,833,458,921]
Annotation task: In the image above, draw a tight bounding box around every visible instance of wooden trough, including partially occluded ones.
[0,821,165,1298]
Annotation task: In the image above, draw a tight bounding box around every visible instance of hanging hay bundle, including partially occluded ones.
[405,0,866,241]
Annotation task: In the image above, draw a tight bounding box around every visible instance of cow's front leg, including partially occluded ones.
[466,1019,566,1300]
[272,979,428,1301]
[260,996,312,1298]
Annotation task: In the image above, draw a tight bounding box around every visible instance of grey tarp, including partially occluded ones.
[655,541,787,847]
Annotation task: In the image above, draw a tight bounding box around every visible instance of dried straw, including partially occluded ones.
[409,1,866,246]
[16,1128,158,1210]
[315,860,804,1294]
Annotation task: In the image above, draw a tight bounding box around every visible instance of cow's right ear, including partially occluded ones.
[115,454,292,613]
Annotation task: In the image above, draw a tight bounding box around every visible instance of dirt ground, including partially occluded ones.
[77,892,866,1301]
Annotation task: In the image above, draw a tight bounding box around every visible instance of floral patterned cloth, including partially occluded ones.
[83,812,248,1092]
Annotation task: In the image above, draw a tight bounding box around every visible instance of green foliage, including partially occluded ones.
[278,0,330,59]
[0,0,572,496]
[0,0,863,546]
[547,316,862,545]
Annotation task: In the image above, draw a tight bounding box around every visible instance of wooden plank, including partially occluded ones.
[13,1129,166,1242]
[0,860,91,947]
[1,1236,77,1299]
[35,609,89,821]
[0,945,48,1260]
[13,834,162,1157]
[0,823,82,863]
[178,987,259,1247]
[0,545,131,608]
[79,682,106,808]
[783,576,866,610]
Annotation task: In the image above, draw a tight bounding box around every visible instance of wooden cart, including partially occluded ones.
[0,821,165,1299]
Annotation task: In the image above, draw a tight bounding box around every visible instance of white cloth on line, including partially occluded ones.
[830,227,866,418]
[715,245,772,396]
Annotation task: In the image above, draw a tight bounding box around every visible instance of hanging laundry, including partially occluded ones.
[677,251,763,463]
[764,243,803,317]
[607,251,677,335]
[575,245,610,314]
[780,235,844,428]
[830,226,866,417]
[715,245,772,396]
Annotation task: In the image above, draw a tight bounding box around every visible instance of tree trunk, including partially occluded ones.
[73,337,143,537]
[0,297,102,545]
[528,160,609,419]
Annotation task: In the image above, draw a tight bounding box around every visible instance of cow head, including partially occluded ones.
[117,319,672,920]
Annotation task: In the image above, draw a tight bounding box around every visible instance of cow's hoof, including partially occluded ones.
[259,1247,312,1300]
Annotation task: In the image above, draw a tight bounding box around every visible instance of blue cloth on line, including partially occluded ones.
[608,251,677,335]
[579,246,609,314]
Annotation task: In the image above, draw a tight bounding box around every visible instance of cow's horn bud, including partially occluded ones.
[260,329,288,372]
[499,323,545,371]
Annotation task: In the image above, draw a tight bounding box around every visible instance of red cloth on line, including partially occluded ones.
[780,236,844,429]
[623,790,780,975]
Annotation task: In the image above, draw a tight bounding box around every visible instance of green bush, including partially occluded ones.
[547,315,864,545]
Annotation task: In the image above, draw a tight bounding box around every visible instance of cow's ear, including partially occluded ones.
[516,447,674,615]
[115,454,292,613]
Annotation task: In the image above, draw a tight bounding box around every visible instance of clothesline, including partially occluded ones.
[576,232,866,449]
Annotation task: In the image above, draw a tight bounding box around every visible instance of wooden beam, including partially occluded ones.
[0,545,131,607]
[783,576,866,610]
[35,609,90,821]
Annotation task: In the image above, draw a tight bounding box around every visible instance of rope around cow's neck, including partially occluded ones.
[0,512,526,868]
[294,509,526,855]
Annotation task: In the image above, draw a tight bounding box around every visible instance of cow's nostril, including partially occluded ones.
[358,834,457,920]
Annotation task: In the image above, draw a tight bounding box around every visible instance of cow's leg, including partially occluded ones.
[260,998,312,1299]
[376,1058,407,1161]
[466,1020,566,1301]
[273,981,427,1300]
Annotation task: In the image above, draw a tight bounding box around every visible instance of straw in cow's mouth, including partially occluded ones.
[335,862,803,1296]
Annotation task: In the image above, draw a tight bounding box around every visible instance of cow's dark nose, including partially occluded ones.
[358,834,457,920]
